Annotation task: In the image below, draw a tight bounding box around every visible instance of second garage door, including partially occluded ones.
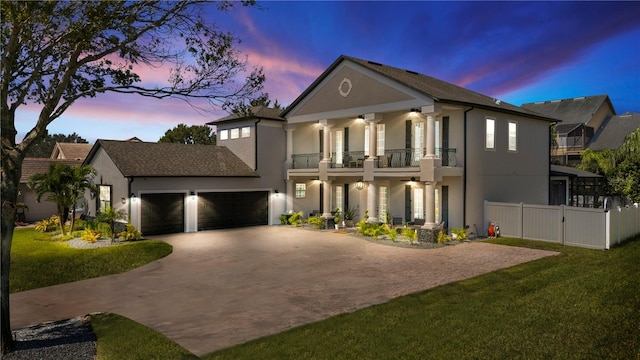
[141,193,185,236]
[198,191,268,230]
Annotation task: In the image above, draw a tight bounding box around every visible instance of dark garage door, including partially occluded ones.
[198,191,268,230]
[141,193,185,235]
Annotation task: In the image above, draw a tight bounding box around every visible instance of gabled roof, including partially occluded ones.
[521,95,615,125]
[282,55,558,122]
[588,113,640,151]
[20,158,83,182]
[84,140,259,177]
[50,142,92,160]
[207,106,285,125]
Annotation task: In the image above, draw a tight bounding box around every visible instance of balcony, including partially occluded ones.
[289,148,459,169]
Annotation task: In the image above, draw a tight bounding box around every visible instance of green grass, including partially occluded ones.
[10,228,173,293]
[91,313,197,360]
[12,227,640,359]
[203,237,640,359]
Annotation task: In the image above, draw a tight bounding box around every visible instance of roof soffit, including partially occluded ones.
[287,62,433,123]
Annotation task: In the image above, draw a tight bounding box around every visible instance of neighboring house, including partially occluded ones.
[588,112,640,151]
[521,95,616,165]
[17,142,93,223]
[50,142,93,160]
[83,139,286,236]
[281,55,556,235]
[18,158,83,222]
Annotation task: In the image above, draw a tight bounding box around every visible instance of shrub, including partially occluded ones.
[451,227,467,241]
[34,215,59,233]
[437,230,452,244]
[306,215,324,230]
[280,214,289,225]
[358,221,386,239]
[402,228,418,243]
[383,224,397,242]
[82,229,101,243]
[288,211,304,227]
[119,223,142,241]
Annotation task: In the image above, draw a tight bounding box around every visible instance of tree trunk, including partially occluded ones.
[1,173,19,354]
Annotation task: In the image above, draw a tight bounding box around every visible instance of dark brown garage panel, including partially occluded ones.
[141,193,185,235]
[198,191,268,230]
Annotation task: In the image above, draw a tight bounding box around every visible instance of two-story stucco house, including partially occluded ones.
[282,55,557,235]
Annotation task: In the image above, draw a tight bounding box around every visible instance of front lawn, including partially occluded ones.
[10,228,172,293]
[203,237,640,359]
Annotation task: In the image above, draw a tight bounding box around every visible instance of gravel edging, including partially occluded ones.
[5,315,97,360]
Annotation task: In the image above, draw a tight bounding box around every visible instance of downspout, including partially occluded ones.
[254,119,261,171]
[127,177,134,223]
[463,106,475,229]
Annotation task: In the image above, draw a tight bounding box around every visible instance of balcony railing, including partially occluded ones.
[291,153,320,169]
[289,148,458,169]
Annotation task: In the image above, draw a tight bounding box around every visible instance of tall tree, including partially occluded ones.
[24,132,88,158]
[1,1,263,353]
[158,124,216,145]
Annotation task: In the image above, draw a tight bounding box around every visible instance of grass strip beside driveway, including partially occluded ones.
[10,228,172,293]
[203,238,640,359]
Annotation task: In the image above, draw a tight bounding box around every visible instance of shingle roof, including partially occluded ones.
[588,113,640,151]
[207,106,285,125]
[521,95,614,125]
[282,55,558,122]
[20,158,83,182]
[85,140,259,177]
[550,165,602,178]
[51,142,92,160]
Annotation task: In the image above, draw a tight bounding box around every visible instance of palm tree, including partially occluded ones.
[27,163,96,235]
[97,205,126,241]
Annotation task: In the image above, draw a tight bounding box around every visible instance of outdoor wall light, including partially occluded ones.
[121,197,126,204]
[410,108,420,114]
[357,115,365,120]
[190,191,196,196]
[274,189,279,194]
[355,180,364,190]
[130,193,137,203]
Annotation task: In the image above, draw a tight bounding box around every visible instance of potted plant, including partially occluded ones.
[343,207,356,228]
[333,207,341,229]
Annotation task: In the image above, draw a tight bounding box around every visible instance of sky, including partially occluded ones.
[15,1,640,144]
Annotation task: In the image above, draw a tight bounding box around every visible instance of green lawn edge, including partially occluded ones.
[204,237,640,360]
[10,228,173,293]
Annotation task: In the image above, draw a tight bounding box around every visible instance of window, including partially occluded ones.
[414,187,424,220]
[376,124,385,156]
[508,121,517,152]
[335,185,343,212]
[241,126,251,138]
[378,186,388,223]
[335,130,343,164]
[98,185,111,213]
[295,183,306,198]
[413,122,424,160]
[485,118,495,149]
[364,126,369,156]
[230,128,240,139]
[219,130,229,140]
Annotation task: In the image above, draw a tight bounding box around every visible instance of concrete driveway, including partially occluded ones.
[11,226,557,356]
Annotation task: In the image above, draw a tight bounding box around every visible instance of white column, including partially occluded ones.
[425,113,436,158]
[366,182,379,223]
[368,121,377,159]
[322,179,333,217]
[285,127,294,164]
[323,125,331,161]
[286,179,294,213]
[423,181,437,229]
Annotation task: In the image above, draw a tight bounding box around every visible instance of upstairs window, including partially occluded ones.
[241,126,251,138]
[230,128,240,139]
[485,118,495,150]
[376,124,385,156]
[508,121,517,152]
[364,126,370,156]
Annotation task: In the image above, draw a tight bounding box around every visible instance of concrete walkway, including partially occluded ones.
[11,226,558,356]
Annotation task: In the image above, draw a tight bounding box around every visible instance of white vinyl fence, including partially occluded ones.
[485,201,640,249]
